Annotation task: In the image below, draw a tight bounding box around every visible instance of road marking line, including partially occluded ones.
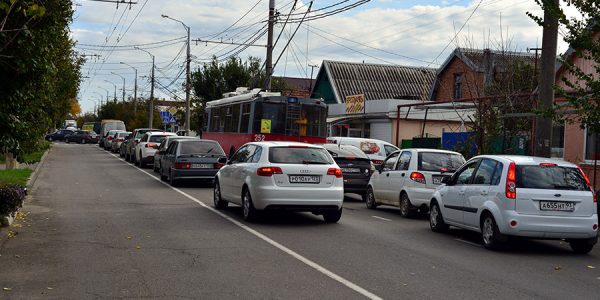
[454,238,482,247]
[106,151,383,300]
[372,216,392,222]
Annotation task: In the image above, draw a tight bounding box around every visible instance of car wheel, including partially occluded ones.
[48,137,53,141]
[153,162,159,173]
[213,181,228,209]
[569,238,597,254]
[160,167,167,181]
[242,188,258,222]
[429,201,449,232]
[365,187,378,209]
[169,170,177,186]
[65,139,70,144]
[480,213,505,250]
[323,208,343,223]
[399,193,416,218]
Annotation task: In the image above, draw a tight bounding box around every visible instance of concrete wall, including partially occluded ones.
[391,119,463,146]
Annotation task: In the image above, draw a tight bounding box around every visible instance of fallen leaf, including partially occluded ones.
[127,236,132,240]
[3,288,11,291]
[135,245,141,250]
[554,266,561,270]
[47,287,53,290]
[11,223,22,228]
[587,265,596,269]
[14,255,20,258]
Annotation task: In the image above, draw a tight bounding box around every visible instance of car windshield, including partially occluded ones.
[179,142,224,155]
[269,147,333,164]
[418,152,465,172]
[149,135,168,143]
[516,165,589,191]
[103,122,125,132]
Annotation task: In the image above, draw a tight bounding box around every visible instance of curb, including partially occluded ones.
[26,146,51,188]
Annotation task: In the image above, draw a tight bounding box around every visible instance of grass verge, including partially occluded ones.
[0,169,33,187]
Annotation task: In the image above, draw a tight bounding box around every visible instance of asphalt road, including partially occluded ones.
[1,143,599,299]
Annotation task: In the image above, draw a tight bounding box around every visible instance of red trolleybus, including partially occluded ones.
[203,88,327,156]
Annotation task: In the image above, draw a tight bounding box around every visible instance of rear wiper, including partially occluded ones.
[553,185,575,190]
[302,160,328,164]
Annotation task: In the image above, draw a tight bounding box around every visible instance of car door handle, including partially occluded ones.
[401,173,405,177]
[480,190,488,195]
[386,173,390,177]
[458,190,465,195]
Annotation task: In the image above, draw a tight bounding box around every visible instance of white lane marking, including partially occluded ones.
[106,151,383,300]
[371,216,392,222]
[454,238,482,247]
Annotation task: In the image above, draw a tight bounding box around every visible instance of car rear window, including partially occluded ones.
[179,142,224,155]
[516,165,589,191]
[103,122,125,133]
[324,145,369,159]
[149,135,168,143]
[269,147,333,164]
[418,152,465,172]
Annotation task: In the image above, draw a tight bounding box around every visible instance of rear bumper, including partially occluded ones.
[406,186,437,207]
[251,184,344,211]
[140,156,154,163]
[171,168,219,180]
[498,211,598,239]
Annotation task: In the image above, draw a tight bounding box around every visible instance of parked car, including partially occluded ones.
[214,142,344,223]
[65,130,97,144]
[111,131,131,153]
[365,149,465,218]
[45,129,75,141]
[99,120,126,148]
[159,139,226,186]
[429,155,598,253]
[125,128,161,162]
[326,137,399,165]
[119,135,130,158]
[103,130,123,151]
[322,144,374,200]
[134,132,177,167]
[82,122,101,135]
[153,135,198,172]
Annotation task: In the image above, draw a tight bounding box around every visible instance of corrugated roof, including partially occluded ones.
[322,60,436,103]
[438,48,537,75]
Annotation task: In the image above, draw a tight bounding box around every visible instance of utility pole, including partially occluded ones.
[534,0,559,158]
[265,0,275,90]
[111,72,126,103]
[136,47,156,128]
[121,62,138,116]
[104,80,117,102]
[308,64,318,93]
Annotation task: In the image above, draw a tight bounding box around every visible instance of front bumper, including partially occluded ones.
[498,211,598,239]
[251,184,344,211]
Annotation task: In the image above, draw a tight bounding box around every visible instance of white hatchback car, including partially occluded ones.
[134,131,177,168]
[365,149,465,217]
[214,142,344,222]
[430,155,598,253]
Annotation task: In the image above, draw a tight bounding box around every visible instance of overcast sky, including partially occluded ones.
[71,0,572,113]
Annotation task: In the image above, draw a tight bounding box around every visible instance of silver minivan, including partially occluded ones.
[430,155,598,253]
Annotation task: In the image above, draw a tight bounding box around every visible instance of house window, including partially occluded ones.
[551,121,565,159]
[585,129,600,161]
[453,73,462,100]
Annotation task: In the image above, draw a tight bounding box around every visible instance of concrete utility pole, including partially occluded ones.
[104,80,117,103]
[265,0,275,90]
[161,14,192,136]
[111,72,126,103]
[121,62,138,116]
[534,0,559,158]
[308,64,318,93]
[136,47,156,128]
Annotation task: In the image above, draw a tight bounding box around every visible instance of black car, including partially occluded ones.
[323,144,374,200]
[45,129,75,141]
[159,139,226,186]
[65,130,98,144]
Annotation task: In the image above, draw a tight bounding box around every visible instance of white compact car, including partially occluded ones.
[135,132,177,168]
[214,142,344,223]
[365,149,465,217]
[429,155,598,253]
[326,137,399,165]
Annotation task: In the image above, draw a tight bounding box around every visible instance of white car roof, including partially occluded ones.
[475,155,578,167]
[401,148,463,155]
[327,136,396,145]
[251,141,323,148]
[146,131,177,136]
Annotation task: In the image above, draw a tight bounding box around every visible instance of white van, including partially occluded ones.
[326,137,399,165]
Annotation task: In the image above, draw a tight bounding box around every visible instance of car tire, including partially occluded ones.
[169,170,177,186]
[80,139,85,144]
[569,238,597,254]
[323,208,343,223]
[48,137,53,141]
[65,139,70,144]
[429,201,449,233]
[242,188,258,222]
[160,167,167,181]
[153,162,159,173]
[399,193,416,218]
[480,213,505,250]
[213,181,228,209]
[365,187,378,209]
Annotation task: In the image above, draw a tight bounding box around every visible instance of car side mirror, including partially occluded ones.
[442,176,452,185]
[218,157,227,165]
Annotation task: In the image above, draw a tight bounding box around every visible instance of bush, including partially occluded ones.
[0,185,26,216]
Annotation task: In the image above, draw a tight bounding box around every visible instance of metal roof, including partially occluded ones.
[321,60,436,103]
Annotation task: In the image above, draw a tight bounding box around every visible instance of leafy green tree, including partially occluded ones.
[0,0,82,167]
[528,1,600,132]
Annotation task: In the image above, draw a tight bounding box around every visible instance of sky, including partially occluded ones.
[71,0,573,113]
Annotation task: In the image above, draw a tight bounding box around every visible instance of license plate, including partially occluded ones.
[432,176,446,185]
[289,175,320,184]
[191,163,212,169]
[341,168,361,173]
[539,201,575,211]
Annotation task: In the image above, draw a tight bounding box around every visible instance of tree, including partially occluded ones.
[0,0,82,167]
[70,99,81,117]
[528,1,600,132]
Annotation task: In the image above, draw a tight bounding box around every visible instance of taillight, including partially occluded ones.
[146,143,157,148]
[539,163,558,167]
[257,166,283,176]
[371,159,383,165]
[214,163,225,169]
[506,162,516,199]
[85,134,91,138]
[134,140,139,145]
[410,172,426,184]
[117,139,124,142]
[577,166,595,202]
[327,168,343,178]
[107,136,113,140]
[175,163,190,169]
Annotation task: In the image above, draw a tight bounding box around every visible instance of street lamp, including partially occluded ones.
[97,86,109,103]
[120,62,138,115]
[135,46,156,128]
[103,80,117,102]
[111,72,126,103]
[162,14,191,136]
